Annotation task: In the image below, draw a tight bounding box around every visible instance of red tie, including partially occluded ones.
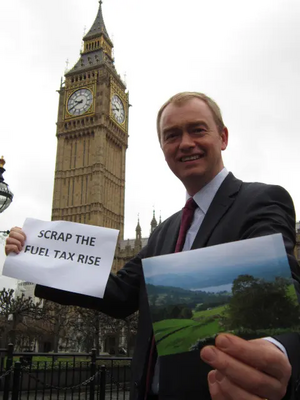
[144,197,198,399]
[175,197,198,252]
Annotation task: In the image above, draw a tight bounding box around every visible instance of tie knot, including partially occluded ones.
[184,197,198,211]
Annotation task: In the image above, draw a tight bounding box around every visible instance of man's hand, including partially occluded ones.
[5,227,26,255]
[200,333,291,400]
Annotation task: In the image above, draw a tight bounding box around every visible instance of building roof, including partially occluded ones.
[67,50,112,74]
[119,238,148,250]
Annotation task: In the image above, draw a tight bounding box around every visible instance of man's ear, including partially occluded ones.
[221,127,228,151]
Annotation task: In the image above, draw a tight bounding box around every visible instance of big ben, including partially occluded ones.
[52,1,128,242]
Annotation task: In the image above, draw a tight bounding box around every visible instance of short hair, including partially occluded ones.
[156,92,225,142]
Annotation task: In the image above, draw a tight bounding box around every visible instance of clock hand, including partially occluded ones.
[112,105,120,112]
[69,99,83,112]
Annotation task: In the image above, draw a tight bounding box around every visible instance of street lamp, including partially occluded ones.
[0,156,13,214]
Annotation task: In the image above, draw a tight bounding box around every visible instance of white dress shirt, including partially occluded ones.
[182,167,229,251]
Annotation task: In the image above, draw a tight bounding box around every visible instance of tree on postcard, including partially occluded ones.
[224,275,298,331]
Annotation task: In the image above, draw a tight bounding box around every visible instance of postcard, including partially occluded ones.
[142,234,299,357]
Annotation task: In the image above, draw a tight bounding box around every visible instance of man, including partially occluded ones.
[6,92,300,400]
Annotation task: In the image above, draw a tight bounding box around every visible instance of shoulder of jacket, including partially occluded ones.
[241,180,289,194]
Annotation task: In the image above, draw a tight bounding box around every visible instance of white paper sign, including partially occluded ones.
[3,218,119,298]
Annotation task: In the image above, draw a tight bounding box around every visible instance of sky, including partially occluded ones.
[0,0,299,289]
[143,234,287,278]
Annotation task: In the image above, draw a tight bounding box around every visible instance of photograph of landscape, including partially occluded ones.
[142,234,300,357]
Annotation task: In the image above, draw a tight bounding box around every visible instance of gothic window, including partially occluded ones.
[74,142,77,168]
[67,179,71,207]
[83,140,86,166]
[69,142,73,169]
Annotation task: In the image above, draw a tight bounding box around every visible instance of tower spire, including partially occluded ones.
[150,210,158,234]
[135,215,142,251]
[66,0,114,75]
[84,1,112,45]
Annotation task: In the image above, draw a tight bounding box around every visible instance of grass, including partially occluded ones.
[152,304,230,356]
[193,305,227,320]
[2,356,131,369]
[156,320,220,356]
[153,318,221,356]
[154,318,195,334]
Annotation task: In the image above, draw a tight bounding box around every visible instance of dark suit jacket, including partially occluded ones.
[35,173,300,400]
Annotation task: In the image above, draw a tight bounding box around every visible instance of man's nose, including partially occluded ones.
[179,132,195,149]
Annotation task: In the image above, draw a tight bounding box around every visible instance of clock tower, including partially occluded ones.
[52,1,128,241]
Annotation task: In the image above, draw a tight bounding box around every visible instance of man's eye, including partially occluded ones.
[165,132,178,141]
[192,128,205,135]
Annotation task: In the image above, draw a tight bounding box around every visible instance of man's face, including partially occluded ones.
[159,98,228,195]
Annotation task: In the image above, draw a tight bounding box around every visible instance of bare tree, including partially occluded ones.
[37,300,79,352]
[74,308,139,356]
[124,312,138,356]
[75,308,112,355]
[0,288,43,347]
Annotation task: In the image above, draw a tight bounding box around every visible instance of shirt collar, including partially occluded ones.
[186,168,229,214]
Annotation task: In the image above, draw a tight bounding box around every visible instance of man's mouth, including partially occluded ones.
[180,155,203,162]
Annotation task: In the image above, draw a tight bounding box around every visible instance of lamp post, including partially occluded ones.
[0,156,13,214]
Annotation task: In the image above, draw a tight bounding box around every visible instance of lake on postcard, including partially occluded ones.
[191,283,233,293]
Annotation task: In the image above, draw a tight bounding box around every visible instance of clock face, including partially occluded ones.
[111,95,125,124]
[67,88,93,116]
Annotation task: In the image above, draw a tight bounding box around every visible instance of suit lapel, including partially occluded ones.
[160,212,182,255]
[191,173,242,249]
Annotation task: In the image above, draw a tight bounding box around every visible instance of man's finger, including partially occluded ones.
[215,334,291,382]
[5,244,21,255]
[207,371,226,400]
[201,344,287,399]
[5,227,26,255]
[208,370,266,400]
